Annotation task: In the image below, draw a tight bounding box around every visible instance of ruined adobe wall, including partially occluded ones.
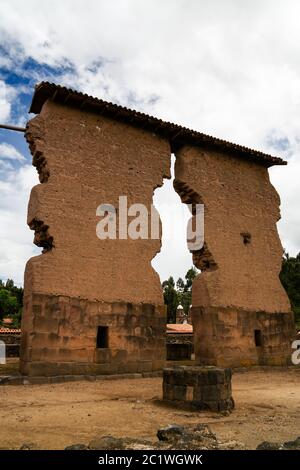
[25,100,170,304]
[21,101,170,375]
[175,145,290,312]
[174,145,294,367]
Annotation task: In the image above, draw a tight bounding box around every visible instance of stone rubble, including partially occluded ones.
[62,423,244,451]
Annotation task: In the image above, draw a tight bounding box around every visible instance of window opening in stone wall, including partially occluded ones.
[254,329,262,347]
[97,326,109,348]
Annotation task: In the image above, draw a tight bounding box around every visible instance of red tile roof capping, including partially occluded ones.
[0,328,21,333]
[29,82,287,168]
[166,324,193,334]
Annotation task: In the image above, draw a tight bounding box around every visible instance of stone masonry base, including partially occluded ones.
[192,307,295,367]
[20,294,166,376]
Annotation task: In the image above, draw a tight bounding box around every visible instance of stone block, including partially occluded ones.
[26,376,50,385]
[94,348,111,363]
[94,363,116,375]
[139,348,157,361]
[142,303,155,316]
[163,383,174,401]
[201,385,220,401]
[33,317,59,334]
[152,359,165,371]
[183,368,198,386]
[117,361,139,374]
[110,348,128,363]
[111,302,127,315]
[137,360,153,373]
[32,304,42,316]
[173,385,187,401]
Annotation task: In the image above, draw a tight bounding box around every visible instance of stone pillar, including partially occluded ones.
[163,365,234,412]
[174,145,295,367]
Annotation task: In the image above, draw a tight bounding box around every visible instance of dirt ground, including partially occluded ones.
[0,367,299,450]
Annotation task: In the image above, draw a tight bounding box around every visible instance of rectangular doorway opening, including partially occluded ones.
[97,326,109,348]
[254,329,262,347]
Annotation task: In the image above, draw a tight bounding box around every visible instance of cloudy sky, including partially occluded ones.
[0,0,299,286]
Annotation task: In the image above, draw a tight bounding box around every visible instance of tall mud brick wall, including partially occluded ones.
[21,82,295,375]
[175,146,295,367]
[21,98,170,376]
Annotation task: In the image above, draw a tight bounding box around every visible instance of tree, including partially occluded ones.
[162,277,178,323]
[0,279,23,327]
[184,267,197,291]
[176,267,197,314]
[162,267,198,322]
[5,279,24,308]
[280,252,300,327]
[176,277,185,292]
[0,289,19,321]
[11,309,22,329]
[5,279,14,290]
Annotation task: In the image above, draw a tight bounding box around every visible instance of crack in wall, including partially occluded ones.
[26,117,53,254]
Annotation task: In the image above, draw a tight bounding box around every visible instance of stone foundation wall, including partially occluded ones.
[0,333,21,357]
[0,333,21,345]
[20,294,165,376]
[193,307,295,367]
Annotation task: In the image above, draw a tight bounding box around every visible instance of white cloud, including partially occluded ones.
[0,0,300,282]
[270,149,300,256]
[0,142,25,161]
[0,55,12,69]
[152,155,193,282]
[0,80,14,122]
[0,160,13,172]
[0,165,39,285]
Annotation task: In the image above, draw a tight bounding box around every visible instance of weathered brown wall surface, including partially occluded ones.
[174,146,294,367]
[21,101,170,375]
[20,82,295,375]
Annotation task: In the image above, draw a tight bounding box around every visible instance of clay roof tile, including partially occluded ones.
[29,81,287,167]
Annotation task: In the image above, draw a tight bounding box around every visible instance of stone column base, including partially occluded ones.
[162,365,234,412]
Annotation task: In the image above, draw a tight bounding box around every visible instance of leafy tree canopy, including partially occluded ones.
[280,252,300,327]
[0,279,23,327]
[162,267,197,323]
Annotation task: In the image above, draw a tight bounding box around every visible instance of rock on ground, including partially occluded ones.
[65,424,226,450]
[257,436,300,450]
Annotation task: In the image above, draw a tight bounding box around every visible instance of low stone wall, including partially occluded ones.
[163,365,234,412]
[0,333,21,357]
[166,333,193,361]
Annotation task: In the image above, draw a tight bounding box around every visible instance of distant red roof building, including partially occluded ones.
[0,327,21,333]
[166,323,193,334]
